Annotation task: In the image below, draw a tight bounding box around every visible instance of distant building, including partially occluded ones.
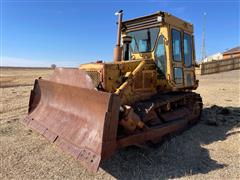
[202,52,223,62]
[201,46,240,63]
[222,46,240,59]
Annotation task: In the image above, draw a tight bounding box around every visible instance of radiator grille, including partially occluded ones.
[86,71,101,87]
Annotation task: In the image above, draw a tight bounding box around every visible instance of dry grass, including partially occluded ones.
[0,67,53,88]
[0,68,240,180]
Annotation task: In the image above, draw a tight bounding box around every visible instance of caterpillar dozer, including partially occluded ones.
[21,11,202,172]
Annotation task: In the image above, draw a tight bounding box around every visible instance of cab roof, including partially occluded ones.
[122,11,193,33]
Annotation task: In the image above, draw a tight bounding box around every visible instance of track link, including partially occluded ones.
[133,92,203,127]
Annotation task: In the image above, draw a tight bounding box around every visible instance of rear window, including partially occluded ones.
[184,33,193,67]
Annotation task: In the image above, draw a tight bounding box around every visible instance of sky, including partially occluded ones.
[1,0,240,67]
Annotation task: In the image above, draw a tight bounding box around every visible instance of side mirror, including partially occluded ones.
[122,35,132,44]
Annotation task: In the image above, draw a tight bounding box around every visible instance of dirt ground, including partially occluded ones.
[0,68,239,180]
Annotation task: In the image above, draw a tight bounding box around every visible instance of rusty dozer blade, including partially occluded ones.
[21,68,120,171]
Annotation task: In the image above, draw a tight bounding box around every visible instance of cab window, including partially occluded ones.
[172,29,182,62]
[174,67,183,84]
[128,27,159,53]
[184,33,193,67]
[155,35,166,74]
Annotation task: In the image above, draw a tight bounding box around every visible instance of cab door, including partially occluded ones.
[171,28,184,87]
[155,35,167,76]
[183,32,195,87]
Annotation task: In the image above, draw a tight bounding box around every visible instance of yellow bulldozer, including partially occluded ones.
[21,11,202,171]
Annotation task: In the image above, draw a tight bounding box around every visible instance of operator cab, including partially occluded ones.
[121,11,198,90]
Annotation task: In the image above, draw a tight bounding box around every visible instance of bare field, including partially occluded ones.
[0,67,53,88]
[0,68,240,180]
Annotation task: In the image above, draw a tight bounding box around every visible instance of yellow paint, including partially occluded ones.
[79,11,198,105]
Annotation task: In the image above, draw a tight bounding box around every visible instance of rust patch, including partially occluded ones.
[21,69,120,171]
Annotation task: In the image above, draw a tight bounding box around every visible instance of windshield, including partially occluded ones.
[127,27,159,53]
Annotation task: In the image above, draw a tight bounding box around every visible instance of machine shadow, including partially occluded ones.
[100,105,240,179]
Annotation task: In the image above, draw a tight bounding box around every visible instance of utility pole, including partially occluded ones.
[201,12,207,61]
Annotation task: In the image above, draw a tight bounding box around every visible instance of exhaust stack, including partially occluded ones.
[113,10,123,63]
